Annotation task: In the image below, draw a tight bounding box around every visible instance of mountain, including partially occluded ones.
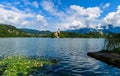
[66,28,97,34]
[101,25,120,34]
[0,23,119,38]
[0,24,32,37]
[66,24,120,34]
[19,28,52,34]
[0,24,51,37]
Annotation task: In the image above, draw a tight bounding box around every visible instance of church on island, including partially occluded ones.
[54,28,60,38]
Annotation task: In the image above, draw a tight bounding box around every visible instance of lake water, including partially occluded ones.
[0,38,120,76]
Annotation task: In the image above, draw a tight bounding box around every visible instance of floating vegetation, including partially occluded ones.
[0,56,57,76]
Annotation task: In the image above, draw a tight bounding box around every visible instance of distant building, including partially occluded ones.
[57,28,60,34]
[97,28,103,35]
[54,28,60,38]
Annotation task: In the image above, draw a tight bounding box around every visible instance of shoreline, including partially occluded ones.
[87,51,120,69]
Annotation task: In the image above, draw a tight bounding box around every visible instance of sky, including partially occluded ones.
[0,0,120,31]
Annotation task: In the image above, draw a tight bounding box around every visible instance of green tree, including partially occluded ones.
[104,34,120,50]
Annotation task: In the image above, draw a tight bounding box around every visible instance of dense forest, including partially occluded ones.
[50,31,106,38]
[0,24,50,37]
[0,24,32,37]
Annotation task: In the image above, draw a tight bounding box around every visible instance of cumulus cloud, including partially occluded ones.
[13,1,20,5]
[58,5,102,30]
[103,3,110,9]
[117,5,120,10]
[70,5,102,20]
[0,4,47,30]
[22,0,31,5]
[22,0,39,8]
[37,15,44,21]
[104,5,120,26]
[33,1,39,8]
[40,1,103,30]
[0,0,117,31]
[40,0,65,18]
[0,4,5,8]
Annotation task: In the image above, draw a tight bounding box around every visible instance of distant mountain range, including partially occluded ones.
[66,25,120,34]
[0,23,119,37]
[0,24,52,37]
[19,28,52,34]
[20,24,120,34]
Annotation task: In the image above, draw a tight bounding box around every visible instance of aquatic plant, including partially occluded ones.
[0,56,55,76]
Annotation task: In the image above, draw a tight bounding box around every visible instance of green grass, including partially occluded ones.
[0,56,56,76]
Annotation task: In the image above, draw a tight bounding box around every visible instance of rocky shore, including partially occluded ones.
[87,51,120,68]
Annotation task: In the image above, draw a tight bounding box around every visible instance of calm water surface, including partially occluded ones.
[0,38,120,76]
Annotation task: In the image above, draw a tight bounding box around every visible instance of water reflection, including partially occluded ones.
[0,38,120,76]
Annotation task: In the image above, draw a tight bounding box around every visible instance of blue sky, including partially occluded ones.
[0,0,120,31]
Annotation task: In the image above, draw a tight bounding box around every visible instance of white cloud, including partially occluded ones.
[22,0,39,8]
[41,1,102,30]
[24,8,32,13]
[0,0,117,31]
[22,0,31,5]
[13,1,20,5]
[70,5,102,19]
[40,0,65,18]
[103,3,110,9]
[104,5,120,26]
[0,4,5,8]
[58,5,102,30]
[117,5,120,10]
[0,4,48,30]
[37,15,44,21]
[33,1,39,8]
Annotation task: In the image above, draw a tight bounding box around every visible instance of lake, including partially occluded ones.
[0,38,120,76]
